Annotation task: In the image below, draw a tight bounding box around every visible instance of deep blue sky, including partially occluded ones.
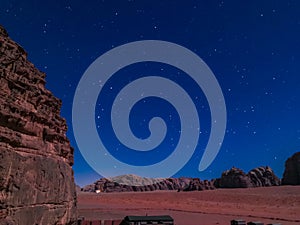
[1,1,299,187]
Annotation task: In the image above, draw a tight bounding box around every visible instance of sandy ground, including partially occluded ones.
[77,186,300,225]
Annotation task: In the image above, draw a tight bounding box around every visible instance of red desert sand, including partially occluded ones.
[78,186,300,225]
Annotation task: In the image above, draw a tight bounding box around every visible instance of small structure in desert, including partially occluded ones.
[120,215,174,225]
[247,222,264,225]
[231,219,246,225]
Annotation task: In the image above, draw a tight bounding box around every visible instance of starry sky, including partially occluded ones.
[0,1,299,187]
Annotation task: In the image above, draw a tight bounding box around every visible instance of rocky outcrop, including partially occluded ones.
[182,178,215,191]
[214,166,280,188]
[282,152,300,185]
[82,175,215,193]
[215,167,254,188]
[248,166,280,187]
[0,25,77,224]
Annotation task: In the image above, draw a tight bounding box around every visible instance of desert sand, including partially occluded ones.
[77,186,300,225]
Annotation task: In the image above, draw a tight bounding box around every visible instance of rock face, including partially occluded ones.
[82,175,215,193]
[214,166,280,188]
[215,167,254,188]
[0,25,77,224]
[282,152,300,185]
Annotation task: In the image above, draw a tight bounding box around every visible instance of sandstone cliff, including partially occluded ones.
[282,152,300,185]
[0,25,77,225]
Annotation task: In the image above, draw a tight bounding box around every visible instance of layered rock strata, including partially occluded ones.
[0,25,77,225]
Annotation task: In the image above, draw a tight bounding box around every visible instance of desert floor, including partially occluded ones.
[77,186,300,225]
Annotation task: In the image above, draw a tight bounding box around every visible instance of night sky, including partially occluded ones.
[1,1,299,187]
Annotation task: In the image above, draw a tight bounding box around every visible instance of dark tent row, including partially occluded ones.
[231,219,282,225]
[120,215,174,225]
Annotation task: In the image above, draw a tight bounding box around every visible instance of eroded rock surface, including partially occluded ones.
[282,152,300,185]
[0,25,77,225]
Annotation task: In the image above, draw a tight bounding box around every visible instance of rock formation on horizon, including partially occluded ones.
[282,152,300,185]
[109,174,165,186]
[214,166,280,188]
[81,165,281,193]
[214,167,253,188]
[81,174,215,193]
[81,166,280,193]
[0,25,77,224]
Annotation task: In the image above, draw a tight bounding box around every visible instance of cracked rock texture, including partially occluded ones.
[0,25,77,225]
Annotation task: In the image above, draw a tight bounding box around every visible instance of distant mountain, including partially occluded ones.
[108,174,165,186]
[82,175,215,193]
[81,166,282,193]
